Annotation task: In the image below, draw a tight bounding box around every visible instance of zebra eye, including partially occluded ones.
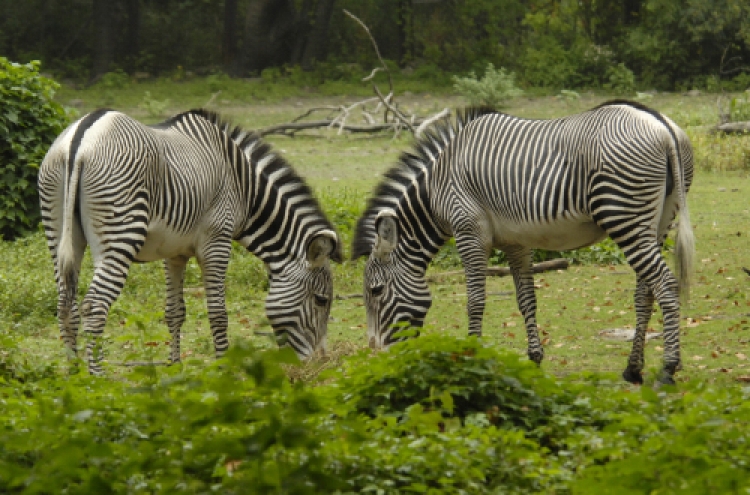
[370,285,385,297]
[314,294,329,307]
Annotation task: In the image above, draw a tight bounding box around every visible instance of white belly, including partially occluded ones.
[135,222,197,261]
[491,215,607,251]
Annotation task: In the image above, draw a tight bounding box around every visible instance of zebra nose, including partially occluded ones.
[369,336,378,349]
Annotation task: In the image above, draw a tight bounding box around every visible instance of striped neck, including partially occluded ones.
[352,107,498,267]
[233,137,335,272]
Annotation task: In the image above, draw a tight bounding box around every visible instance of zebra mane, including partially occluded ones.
[351,106,497,260]
[162,108,343,263]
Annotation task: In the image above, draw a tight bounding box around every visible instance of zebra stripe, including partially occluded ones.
[39,109,341,374]
[353,102,694,385]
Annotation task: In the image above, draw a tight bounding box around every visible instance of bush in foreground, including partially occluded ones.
[0,334,749,494]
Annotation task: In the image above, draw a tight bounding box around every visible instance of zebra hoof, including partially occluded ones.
[622,367,643,385]
[88,366,105,377]
[527,351,544,366]
[657,369,676,387]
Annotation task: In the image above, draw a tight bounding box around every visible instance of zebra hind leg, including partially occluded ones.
[622,278,654,384]
[48,222,86,359]
[80,256,138,375]
[620,244,681,386]
[453,231,491,338]
[164,257,189,364]
[197,239,232,359]
[56,265,83,358]
[506,247,544,365]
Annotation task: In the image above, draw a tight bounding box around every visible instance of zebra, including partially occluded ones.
[352,102,694,385]
[39,108,342,374]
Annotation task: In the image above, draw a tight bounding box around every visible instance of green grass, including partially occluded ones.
[2,80,749,386]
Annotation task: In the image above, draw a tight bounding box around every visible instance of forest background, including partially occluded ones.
[2,0,750,92]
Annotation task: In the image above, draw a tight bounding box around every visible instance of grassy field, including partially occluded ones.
[2,79,749,387]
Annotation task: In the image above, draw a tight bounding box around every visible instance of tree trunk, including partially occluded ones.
[92,0,116,79]
[123,0,140,66]
[300,0,337,70]
[239,0,297,75]
[397,0,414,67]
[290,0,315,65]
[223,0,239,75]
[623,0,641,26]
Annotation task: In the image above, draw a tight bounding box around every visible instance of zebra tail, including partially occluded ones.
[668,134,695,305]
[58,146,83,317]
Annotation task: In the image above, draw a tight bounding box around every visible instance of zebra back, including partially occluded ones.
[162,109,343,268]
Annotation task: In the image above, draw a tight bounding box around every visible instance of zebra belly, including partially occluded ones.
[135,223,197,262]
[490,216,607,251]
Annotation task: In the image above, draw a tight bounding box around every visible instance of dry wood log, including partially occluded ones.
[426,258,570,282]
[258,120,396,136]
[711,121,750,134]
[255,10,452,138]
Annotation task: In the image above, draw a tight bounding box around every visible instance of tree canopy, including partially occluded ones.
[0,0,749,90]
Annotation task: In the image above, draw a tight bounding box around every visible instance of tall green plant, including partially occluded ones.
[0,59,69,240]
[453,63,523,108]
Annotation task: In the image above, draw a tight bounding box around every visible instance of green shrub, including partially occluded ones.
[326,335,608,449]
[2,331,750,493]
[452,63,523,108]
[0,58,69,240]
[521,38,577,89]
[571,383,750,494]
[94,69,131,90]
[604,63,636,94]
[730,90,750,122]
[0,343,345,494]
[138,90,171,118]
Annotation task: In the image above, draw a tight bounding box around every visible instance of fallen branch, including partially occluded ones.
[415,108,451,137]
[258,120,395,137]
[111,360,169,367]
[712,121,750,134]
[255,9,450,137]
[426,258,570,282]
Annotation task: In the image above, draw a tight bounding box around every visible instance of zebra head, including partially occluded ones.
[363,209,432,350]
[265,229,340,359]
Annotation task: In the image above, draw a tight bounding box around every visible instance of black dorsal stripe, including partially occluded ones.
[67,108,112,183]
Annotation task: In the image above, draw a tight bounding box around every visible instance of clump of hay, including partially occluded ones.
[283,340,366,384]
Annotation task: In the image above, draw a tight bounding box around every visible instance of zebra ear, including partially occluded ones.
[307,229,340,268]
[373,209,398,260]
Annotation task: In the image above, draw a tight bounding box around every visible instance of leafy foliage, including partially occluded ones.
[1,328,750,494]
[730,90,750,122]
[604,63,636,93]
[0,342,344,494]
[0,58,69,240]
[452,63,523,108]
[327,335,608,446]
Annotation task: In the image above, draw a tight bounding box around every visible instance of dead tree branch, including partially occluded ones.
[711,122,750,134]
[255,10,449,138]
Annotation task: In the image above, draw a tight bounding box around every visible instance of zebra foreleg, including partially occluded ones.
[507,247,544,365]
[164,257,188,364]
[622,278,654,384]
